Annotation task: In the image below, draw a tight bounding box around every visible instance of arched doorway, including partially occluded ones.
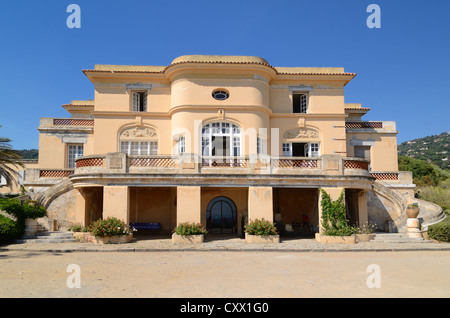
[206,196,237,234]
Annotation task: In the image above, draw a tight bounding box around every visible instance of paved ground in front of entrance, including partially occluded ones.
[0,234,449,298]
[0,249,449,298]
[2,234,450,253]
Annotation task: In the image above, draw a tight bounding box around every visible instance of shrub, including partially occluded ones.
[0,214,21,244]
[244,218,278,236]
[90,217,131,237]
[22,204,47,219]
[320,189,356,236]
[173,222,207,235]
[68,224,83,232]
[427,218,450,242]
[0,198,47,242]
[0,198,47,220]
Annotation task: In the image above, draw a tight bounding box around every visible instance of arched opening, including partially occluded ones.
[201,122,241,157]
[206,196,237,234]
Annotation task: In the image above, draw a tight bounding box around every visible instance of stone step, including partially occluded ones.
[371,233,432,243]
[16,231,77,244]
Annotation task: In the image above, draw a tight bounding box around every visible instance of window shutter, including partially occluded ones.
[132,92,139,111]
[143,92,147,111]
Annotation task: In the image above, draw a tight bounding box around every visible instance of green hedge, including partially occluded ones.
[0,214,22,244]
[427,218,450,242]
[0,198,47,244]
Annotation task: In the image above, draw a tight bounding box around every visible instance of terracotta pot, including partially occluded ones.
[406,206,419,219]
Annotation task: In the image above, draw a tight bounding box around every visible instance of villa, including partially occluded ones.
[2,55,442,237]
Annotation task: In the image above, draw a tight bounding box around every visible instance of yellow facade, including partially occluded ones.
[3,55,420,236]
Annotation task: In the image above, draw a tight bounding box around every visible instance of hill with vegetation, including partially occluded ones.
[398,132,450,170]
[17,149,38,160]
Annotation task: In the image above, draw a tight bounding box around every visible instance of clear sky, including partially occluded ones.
[0,0,449,150]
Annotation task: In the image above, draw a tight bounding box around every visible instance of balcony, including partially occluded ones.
[37,118,94,133]
[345,121,397,134]
[71,153,371,178]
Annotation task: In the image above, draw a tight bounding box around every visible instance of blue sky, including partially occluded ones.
[0,0,449,149]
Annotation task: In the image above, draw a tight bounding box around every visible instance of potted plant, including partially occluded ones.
[406,203,419,219]
[90,217,133,244]
[354,222,377,242]
[244,218,280,243]
[172,222,207,244]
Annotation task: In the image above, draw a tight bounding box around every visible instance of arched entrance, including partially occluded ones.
[206,196,237,234]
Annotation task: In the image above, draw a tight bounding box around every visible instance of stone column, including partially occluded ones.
[176,186,201,225]
[248,186,273,222]
[103,186,130,224]
[318,187,345,234]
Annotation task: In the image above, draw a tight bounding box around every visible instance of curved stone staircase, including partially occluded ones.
[372,182,445,234]
[32,178,74,209]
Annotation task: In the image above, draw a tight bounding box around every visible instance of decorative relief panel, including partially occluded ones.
[283,128,320,140]
[119,127,158,140]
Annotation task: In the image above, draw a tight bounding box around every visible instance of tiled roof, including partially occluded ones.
[83,55,356,77]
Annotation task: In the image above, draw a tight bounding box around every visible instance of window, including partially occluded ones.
[212,90,229,101]
[354,146,370,160]
[257,137,265,155]
[132,91,147,112]
[293,93,308,113]
[120,141,157,155]
[282,143,292,156]
[282,142,320,157]
[202,122,241,157]
[308,143,320,157]
[177,136,185,154]
[67,144,83,168]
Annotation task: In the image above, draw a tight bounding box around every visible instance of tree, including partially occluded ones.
[0,126,23,186]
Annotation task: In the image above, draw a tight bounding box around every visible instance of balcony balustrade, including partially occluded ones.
[67,153,371,178]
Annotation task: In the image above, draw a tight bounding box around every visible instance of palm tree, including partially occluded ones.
[0,126,23,186]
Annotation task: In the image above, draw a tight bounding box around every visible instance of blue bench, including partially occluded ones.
[130,222,161,231]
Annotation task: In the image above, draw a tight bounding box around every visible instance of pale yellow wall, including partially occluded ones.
[171,77,269,109]
[94,85,171,113]
[38,134,67,169]
[34,56,398,175]
[92,117,172,155]
[347,132,398,171]
[269,85,345,114]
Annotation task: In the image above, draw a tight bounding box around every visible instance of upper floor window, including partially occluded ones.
[119,126,158,155]
[177,136,185,154]
[67,144,83,168]
[120,141,157,155]
[354,146,370,161]
[202,122,240,157]
[282,142,319,157]
[257,137,266,155]
[132,91,147,112]
[293,93,308,113]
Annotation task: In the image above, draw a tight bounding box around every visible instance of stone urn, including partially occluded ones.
[406,204,419,219]
[24,218,39,237]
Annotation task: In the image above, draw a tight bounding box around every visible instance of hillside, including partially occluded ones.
[17,149,39,160]
[398,132,450,170]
